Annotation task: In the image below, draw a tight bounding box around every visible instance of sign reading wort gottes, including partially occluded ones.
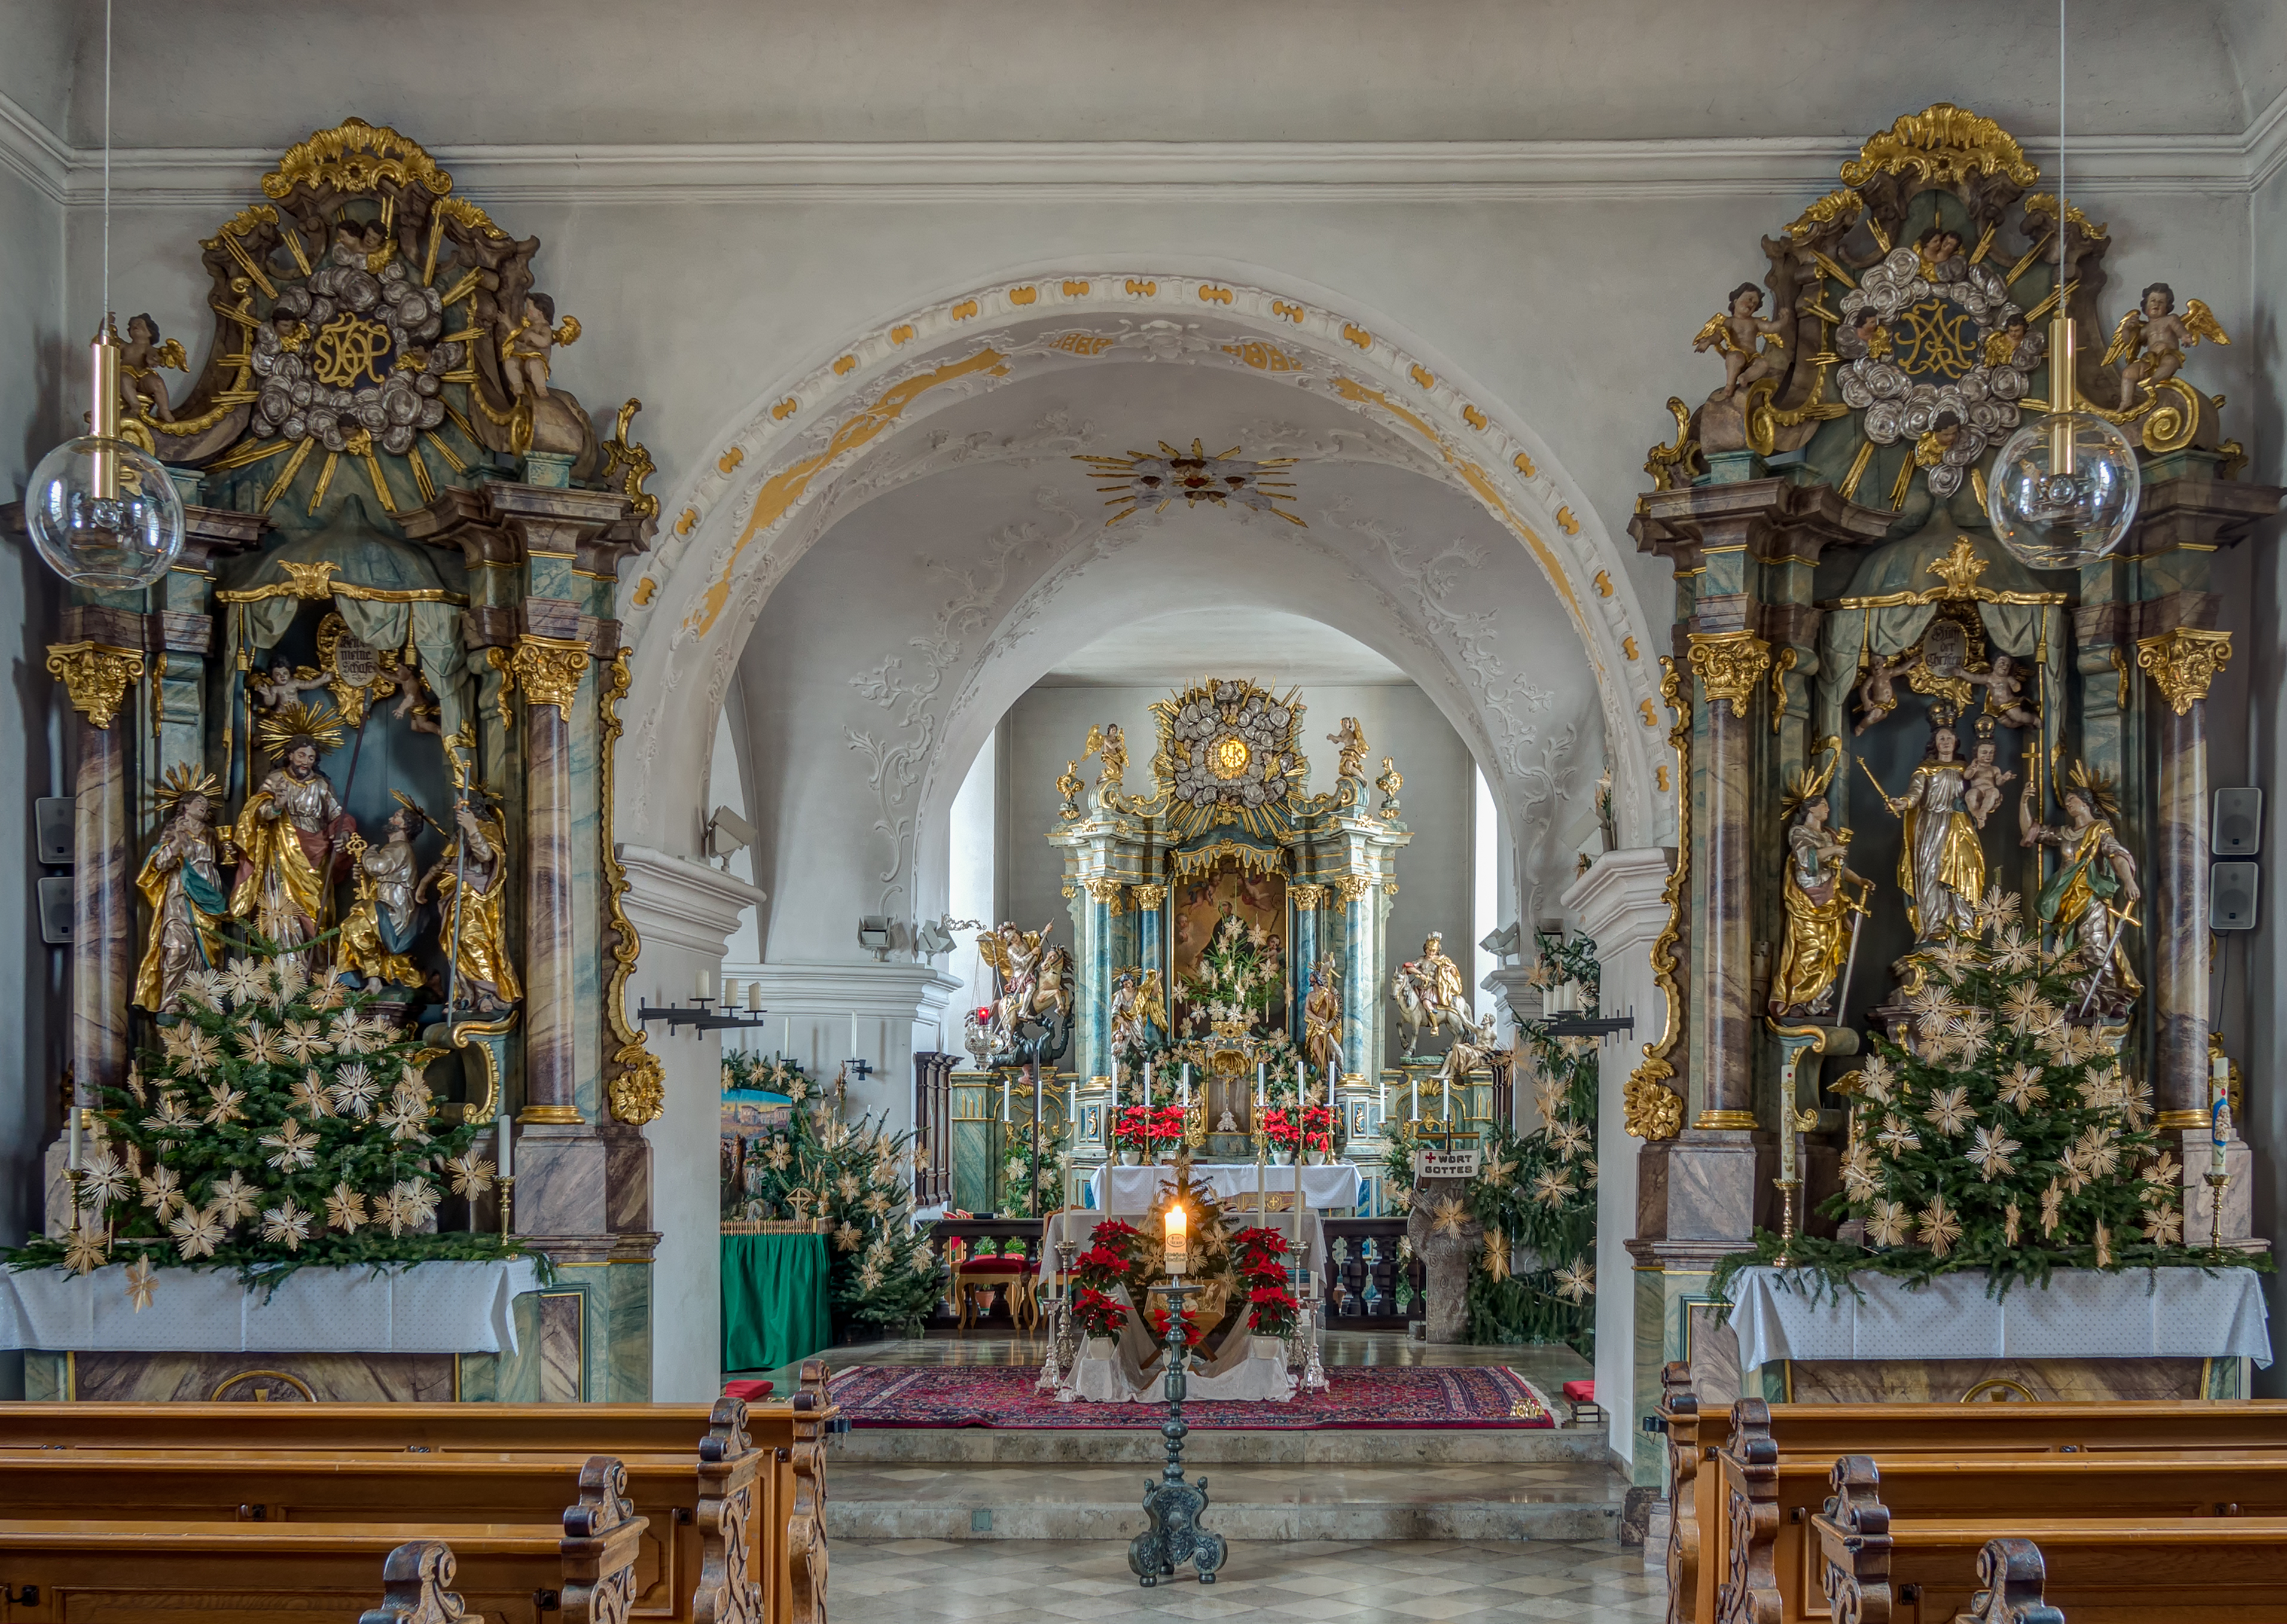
[1413,1149,1480,1180]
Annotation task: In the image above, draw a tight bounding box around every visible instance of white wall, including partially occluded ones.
[944,726,998,1045]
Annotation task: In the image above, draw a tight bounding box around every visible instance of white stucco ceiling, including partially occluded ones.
[1036,608,1408,689]
[19,0,2287,148]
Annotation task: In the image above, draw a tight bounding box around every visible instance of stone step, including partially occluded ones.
[824,1460,1627,1542]
[834,1425,1607,1466]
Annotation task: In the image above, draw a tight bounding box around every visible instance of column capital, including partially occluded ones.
[2134,627,2231,716]
[45,642,146,729]
[1080,877,1126,910]
[1133,883,1168,911]
[1286,882,1327,910]
[510,634,591,712]
[1333,873,1375,903]
[1685,630,1772,719]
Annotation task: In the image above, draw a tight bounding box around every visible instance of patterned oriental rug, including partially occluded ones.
[827,1363,1557,1429]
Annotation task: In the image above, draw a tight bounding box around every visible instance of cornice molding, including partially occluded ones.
[2,90,2280,208]
[616,843,766,957]
[1560,846,1679,953]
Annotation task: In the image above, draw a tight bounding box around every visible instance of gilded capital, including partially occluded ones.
[2134,627,2231,716]
[46,642,146,730]
[1334,874,1374,903]
[1132,883,1167,911]
[1080,877,1126,911]
[510,634,591,712]
[1686,631,1773,719]
[1288,883,1328,911]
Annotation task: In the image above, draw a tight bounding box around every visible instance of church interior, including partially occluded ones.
[1,1,2285,1619]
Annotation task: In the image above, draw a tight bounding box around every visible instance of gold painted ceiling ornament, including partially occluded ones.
[1076,439,1303,527]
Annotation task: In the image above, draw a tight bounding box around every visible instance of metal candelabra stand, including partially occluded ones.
[1127,1280,1226,1586]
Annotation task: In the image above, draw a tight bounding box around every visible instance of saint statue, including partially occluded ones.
[1106,966,1166,1060]
[337,803,428,990]
[2021,768,2141,1015]
[1866,715,1985,942]
[230,701,355,973]
[1768,746,1871,1018]
[1302,953,1343,1079]
[133,770,231,1014]
[414,792,521,1012]
[977,921,1051,1045]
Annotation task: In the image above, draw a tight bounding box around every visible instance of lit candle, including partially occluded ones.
[68,1103,81,1171]
[1164,1203,1189,1275]
[498,1103,513,1182]
[850,1009,860,1058]
[696,970,712,1002]
[1257,1063,1266,1109]
[747,981,763,1012]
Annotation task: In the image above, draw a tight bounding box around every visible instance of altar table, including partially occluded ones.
[0,1258,544,1354]
[720,1230,834,1373]
[1727,1265,2273,1370]
[1087,1161,1362,1214]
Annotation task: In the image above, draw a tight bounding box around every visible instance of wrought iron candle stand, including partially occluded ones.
[1127,1280,1226,1587]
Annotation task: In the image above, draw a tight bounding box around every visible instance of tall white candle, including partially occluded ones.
[1002,1070,1012,1122]
[696,969,712,1001]
[68,1104,81,1171]
[498,1105,513,1182]
[782,1014,792,1057]
[1179,1066,1190,1110]
[1257,1063,1266,1109]
[850,1009,860,1058]
[1145,1059,1154,1103]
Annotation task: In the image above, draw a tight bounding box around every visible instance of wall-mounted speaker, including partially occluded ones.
[34,798,73,866]
[36,875,74,944]
[2211,861,2259,932]
[2213,788,2262,856]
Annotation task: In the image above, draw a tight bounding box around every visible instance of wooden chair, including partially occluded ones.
[953,1250,1036,1329]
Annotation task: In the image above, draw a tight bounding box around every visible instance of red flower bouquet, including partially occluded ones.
[1147,1302,1205,1348]
[1231,1224,1300,1336]
[1072,1284,1129,1340]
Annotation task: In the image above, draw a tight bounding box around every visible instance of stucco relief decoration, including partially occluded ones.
[1077,439,1303,526]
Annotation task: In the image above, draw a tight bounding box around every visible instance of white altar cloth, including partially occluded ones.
[1727,1265,2272,1371]
[0,1259,545,1354]
[1088,1161,1361,1214]
[1067,1337,1297,1403]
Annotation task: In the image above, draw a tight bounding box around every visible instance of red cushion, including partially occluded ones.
[959,1257,1029,1274]
[722,1379,774,1401]
[1562,1379,1596,1402]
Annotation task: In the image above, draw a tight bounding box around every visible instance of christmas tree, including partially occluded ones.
[5,952,515,1292]
[1721,890,2245,1296]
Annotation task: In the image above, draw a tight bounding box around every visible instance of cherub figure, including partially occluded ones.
[1327,716,1367,780]
[1960,736,2018,831]
[2103,282,2228,401]
[115,314,187,422]
[1969,652,2039,730]
[1912,225,1966,285]
[251,658,333,711]
[1852,651,1908,735]
[389,665,444,735]
[1837,306,1892,362]
[1983,311,2043,371]
[493,290,579,402]
[1694,282,1788,404]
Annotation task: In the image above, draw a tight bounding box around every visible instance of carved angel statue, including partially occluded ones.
[133,768,231,1014]
[977,921,1056,1042]
[493,290,579,402]
[1106,966,1167,1058]
[389,663,444,735]
[1960,731,2018,831]
[1967,651,2039,731]
[1852,651,1908,735]
[1082,722,1127,786]
[1693,282,1788,404]
[1767,744,1871,1019]
[2021,766,2141,1016]
[1327,717,1367,781]
[251,657,334,712]
[115,313,187,422]
[2103,282,2228,402]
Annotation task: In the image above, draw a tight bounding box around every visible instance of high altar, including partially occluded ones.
[1045,680,1413,1158]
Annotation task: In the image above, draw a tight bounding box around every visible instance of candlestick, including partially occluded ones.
[498,1174,516,1241]
[1773,1177,1800,1268]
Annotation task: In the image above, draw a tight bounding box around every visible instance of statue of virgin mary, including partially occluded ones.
[1874,713,1985,941]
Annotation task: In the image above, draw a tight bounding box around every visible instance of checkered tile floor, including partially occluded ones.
[833,1537,1664,1623]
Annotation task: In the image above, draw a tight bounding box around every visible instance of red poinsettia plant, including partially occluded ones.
[1147,1301,1205,1348]
[1112,1104,1190,1156]
[1258,1106,1335,1154]
[1070,1218,1144,1340]
[1231,1224,1299,1336]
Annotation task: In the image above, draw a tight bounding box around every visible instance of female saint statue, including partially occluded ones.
[1302,953,1343,1079]
[230,701,355,973]
[2020,768,2141,1014]
[1768,746,1870,1018]
[1866,716,1985,941]
[414,791,521,1012]
[134,770,231,1014]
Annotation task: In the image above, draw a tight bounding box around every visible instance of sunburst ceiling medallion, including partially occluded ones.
[1076,439,1303,527]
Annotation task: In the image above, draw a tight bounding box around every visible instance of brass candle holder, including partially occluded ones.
[1773,1177,1801,1268]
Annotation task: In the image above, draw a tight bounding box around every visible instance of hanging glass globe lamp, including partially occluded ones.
[1983,311,2140,570]
[23,322,185,591]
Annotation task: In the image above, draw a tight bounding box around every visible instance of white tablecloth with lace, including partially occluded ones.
[1726,1265,2271,1371]
[1087,1161,1361,1213]
[0,1258,544,1353]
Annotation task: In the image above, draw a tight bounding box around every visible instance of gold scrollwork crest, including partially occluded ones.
[1838,103,2038,190]
[46,642,147,731]
[2135,627,2231,716]
[1685,631,1772,719]
[596,650,665,1124]
[608,1042,666,1126]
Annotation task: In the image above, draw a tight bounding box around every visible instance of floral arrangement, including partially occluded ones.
[1152,1033,1309,1106]
[1231,1225,1298,1336]
[722,1049,809,1095]
[3,953,519,1293]
[998,1118,1069,1218]
[1146,1301,1206,1348]
[1260,1105,1335,1156]
[1071,1218,1144,1340]
[1179,911,1284,1031]
[724,1059,942,1333]
[1112,1104,1190,1157]
[1716,895,2261,1300]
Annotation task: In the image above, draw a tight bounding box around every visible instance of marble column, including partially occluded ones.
[1337,874,1377,1080]
[1288,883,1324,1052]
[1684,631,1769,1128]
[47,643,144,1107]
[1078,877,1121,1086]
[1135,883,1167,987]
[2136,627,2231,1128]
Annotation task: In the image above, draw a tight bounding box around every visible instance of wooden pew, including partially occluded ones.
[1658,1372,2287,1624]
[0,1400,775,1624]
[0,1455,645,1624]
[1955,1538,2066,1624]
[1813,1459,2287,1624]
[0,1372,831,1624]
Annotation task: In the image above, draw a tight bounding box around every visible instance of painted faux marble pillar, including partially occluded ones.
[514,636,590,1125]
[1684,631,1769,1127]
[1135,883,1167,990]
[1288,883,1324,1050]
[2137,627,2230,1127]
[1079,878,1120,1086]
[1337,874,1377,1079]
[48,643,143,1106]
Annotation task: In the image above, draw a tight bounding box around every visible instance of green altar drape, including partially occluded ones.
[719,1232,834,1373]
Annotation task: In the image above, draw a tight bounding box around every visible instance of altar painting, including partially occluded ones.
[1173,865,1288,1036]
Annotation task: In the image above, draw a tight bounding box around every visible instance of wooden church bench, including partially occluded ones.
[1812,1463,2287,1624]
[1724,1448,2287,1624]
[0,1455,645,1624]
[0,1400,782,1624]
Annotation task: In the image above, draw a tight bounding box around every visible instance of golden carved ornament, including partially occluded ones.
[1133,884,1168,911]
[600,398,660,520]
[1838,103,2039,190]
[510,635,590,712]
[1686,631,1773,719]
[264,117,454,202]
[1784,188,1865,243]
[1695,1109,1759,1131]
[607,1042,666,1126]
[1080,877,1126,911]
[2020,193,2110,243]
[1623,657,1691,1143]
[46,642,147,731]
[1623,1066,1685,1141]
[2135,628,2231,716]
[1288,883,1328,910]
[1333,874,1374,903]
[596,650,665,1119]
